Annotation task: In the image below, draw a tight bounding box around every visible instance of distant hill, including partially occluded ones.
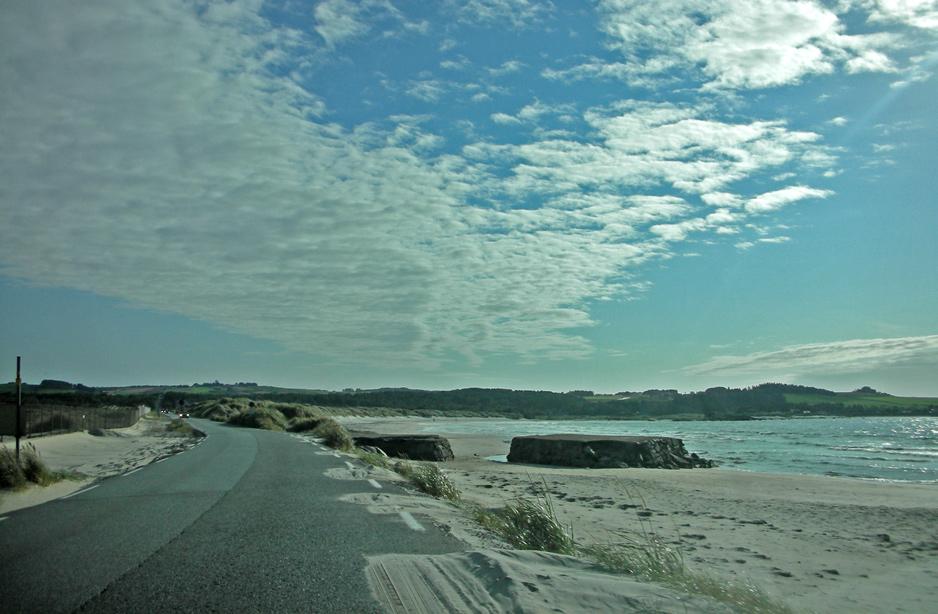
[1,380,935,419]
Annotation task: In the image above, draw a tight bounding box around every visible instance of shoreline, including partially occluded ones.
[340,416,938,613]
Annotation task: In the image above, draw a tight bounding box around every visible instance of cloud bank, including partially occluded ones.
[0,1,910,375]
[685,335,938,377]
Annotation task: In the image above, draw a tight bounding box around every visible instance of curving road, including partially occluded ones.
[0,419,464,612]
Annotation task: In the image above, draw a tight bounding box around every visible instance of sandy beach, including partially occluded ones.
[339,417,938,614]
[0,416,201,514]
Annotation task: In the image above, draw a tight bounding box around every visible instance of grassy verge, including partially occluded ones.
[1,443,69,489]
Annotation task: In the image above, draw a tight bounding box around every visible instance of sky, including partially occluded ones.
[1,0,936,395]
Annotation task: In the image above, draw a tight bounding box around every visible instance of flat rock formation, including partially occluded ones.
[352,434,455,462]
[506,434,712,469]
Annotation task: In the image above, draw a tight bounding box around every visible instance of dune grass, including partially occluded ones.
[311,417,354,451]
[395,461,461,501]
[226,406,288,431]
[1,443,64,489]
[286,416,327,433]
[582,533,792,614]
[473,488,575,555]
[490,483,792,614]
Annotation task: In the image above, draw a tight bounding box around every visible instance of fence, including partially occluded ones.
[0,403,150,438]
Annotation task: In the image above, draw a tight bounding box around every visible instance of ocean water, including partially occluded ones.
[419,416,938,483]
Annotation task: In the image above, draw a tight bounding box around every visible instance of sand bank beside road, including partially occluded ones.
[341,417,938,613]
[0,417,200,514]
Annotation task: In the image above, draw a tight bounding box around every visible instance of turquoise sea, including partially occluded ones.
[420,416,938,483]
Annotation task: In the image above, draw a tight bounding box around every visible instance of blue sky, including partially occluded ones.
[1,0,936,394]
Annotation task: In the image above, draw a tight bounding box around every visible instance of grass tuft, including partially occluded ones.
[0,446,27,489]
[582,532,792,613]
[20,443,57,486]
[404,462,461,501]
[312,417,353,451]
[473,483,575,555]
[1,443,63,489]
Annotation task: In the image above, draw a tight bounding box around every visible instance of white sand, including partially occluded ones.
[338,417,938,614]
[0,417,200,514]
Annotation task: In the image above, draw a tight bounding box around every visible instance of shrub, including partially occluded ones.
[166,418,197,436]
[312,417,353,451]
[226,407,287,431]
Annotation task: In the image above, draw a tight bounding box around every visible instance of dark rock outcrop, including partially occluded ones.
[352,434,455,462]
[506,434,712,469]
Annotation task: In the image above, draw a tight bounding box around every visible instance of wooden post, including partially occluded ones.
[15,356,22,459]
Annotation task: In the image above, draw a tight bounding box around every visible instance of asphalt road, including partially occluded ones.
[0,419,465,612]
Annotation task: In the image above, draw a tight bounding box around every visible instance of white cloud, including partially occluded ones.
[701,192,743,207]
[595,0,923,90]
[488,60,525,76]
[447,0,554,28]
[406,80,446,101]
[866,0,938,30]
[491,112,521,124]
[314,0,428,48]
[845,49,898,72]
[828,116,849,126]
[0,1,851,373]
[745,186,834,213]
[685,334,938,376]
[314,0,369,47]
[440,57,471,70]
[488,101,830,198]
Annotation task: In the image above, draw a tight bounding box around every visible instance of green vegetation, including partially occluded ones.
[165,418,199,437]
[474,491,574,554]
[394,461,461,501]
[584,537,791,613]
[310,417,353,451]
[1,443,63,489]
[5,380,935,426]
[286,417,326,432]
[0,447,27,489]
[226,406,287,431]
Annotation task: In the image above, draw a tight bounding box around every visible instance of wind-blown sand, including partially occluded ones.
[0,417,200,514]
[338,417,938,613]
